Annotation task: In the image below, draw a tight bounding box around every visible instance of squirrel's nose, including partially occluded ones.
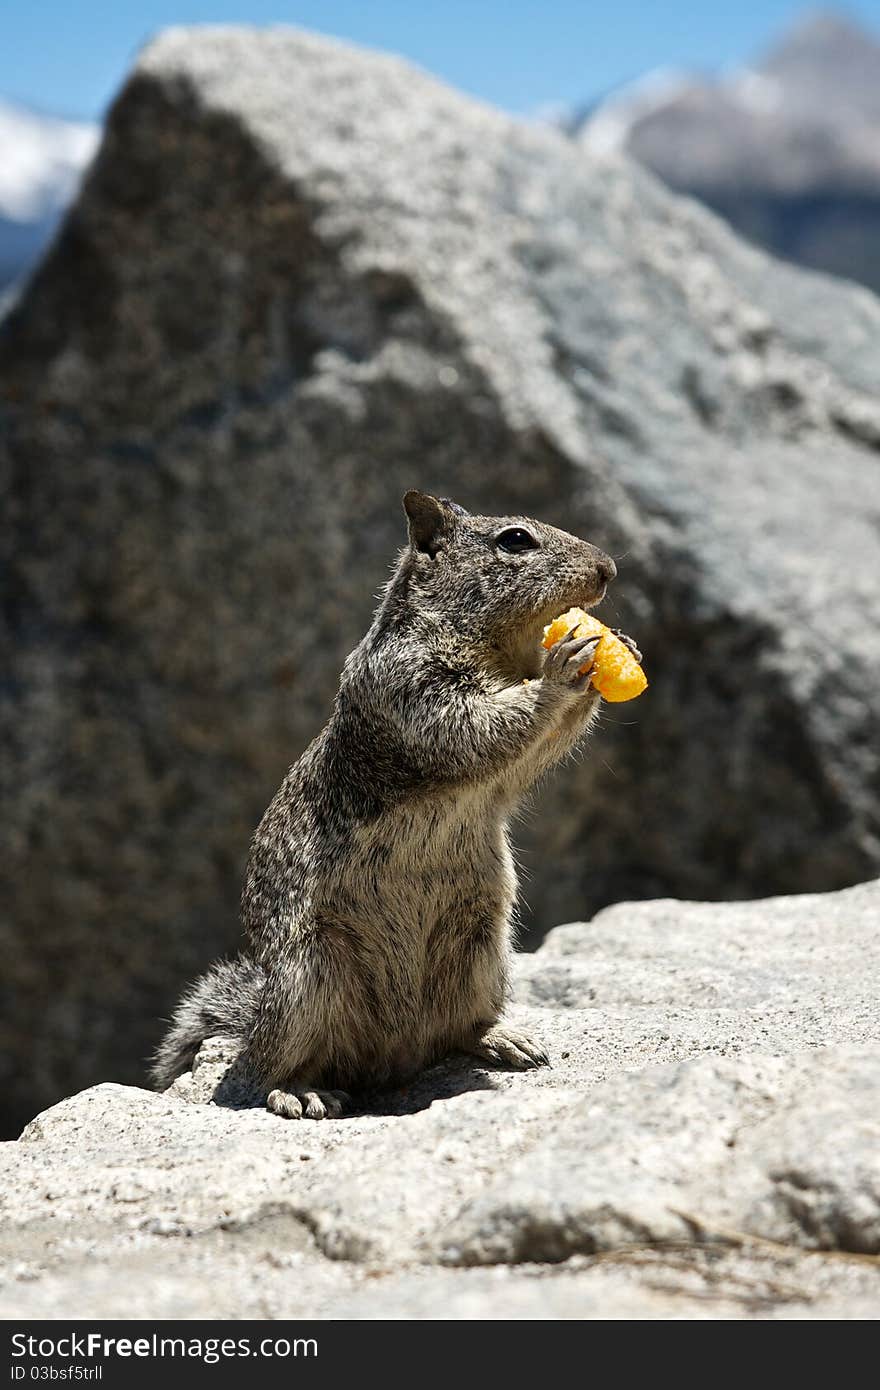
[596,553,617,584]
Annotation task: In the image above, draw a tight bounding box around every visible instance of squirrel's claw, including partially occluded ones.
[543,632,601,689]
[470,1023,551,1071]
[611,628,642,663]
[267,1086,351,1120]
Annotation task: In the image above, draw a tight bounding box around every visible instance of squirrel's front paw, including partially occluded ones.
[542,626,600,694]
[267,1086,351,1120]
[470,1023,550,1071]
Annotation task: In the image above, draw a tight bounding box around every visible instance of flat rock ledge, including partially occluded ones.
[2,879,879,1319]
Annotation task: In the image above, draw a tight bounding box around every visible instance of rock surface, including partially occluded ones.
[2,26,880,1133]
[2,881,878,1319]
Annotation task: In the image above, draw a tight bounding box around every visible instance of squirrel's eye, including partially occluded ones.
[496,527,539,554]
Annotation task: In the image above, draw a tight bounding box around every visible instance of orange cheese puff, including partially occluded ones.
[542,607,647,703]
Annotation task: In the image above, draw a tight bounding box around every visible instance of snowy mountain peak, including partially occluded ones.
[574,8,880,293]
[578,69,697,157]
[755,7,880,120]
[0,98,99,223]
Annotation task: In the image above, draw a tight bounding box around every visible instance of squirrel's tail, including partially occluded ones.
[151,953,266,1091]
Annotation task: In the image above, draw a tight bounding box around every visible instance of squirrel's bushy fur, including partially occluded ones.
[153,492,617,1119]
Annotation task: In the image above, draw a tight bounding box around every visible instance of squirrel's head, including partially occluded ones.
[401,491,617,675]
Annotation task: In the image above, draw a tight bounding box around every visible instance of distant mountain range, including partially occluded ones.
[3,12,880,297]
[0,99,99,292]
[571,11,880,293]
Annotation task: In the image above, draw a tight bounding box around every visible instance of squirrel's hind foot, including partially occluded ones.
[267,1086,352,1120]
[470,1023,550,1071]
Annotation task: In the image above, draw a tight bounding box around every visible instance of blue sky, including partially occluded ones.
[4,1,880,120]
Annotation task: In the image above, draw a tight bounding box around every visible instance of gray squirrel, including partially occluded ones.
[153,491,633,1119]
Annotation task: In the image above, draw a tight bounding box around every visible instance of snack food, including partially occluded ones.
[542,608,647,703]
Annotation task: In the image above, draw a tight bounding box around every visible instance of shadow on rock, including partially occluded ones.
[179,1036,503,1119]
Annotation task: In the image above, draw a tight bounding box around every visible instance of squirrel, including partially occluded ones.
[152,491,630,1119]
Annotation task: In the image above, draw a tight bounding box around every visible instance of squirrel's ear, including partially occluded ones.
[403,490,451,557]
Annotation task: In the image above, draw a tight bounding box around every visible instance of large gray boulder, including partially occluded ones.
[2,26,880,1133]
[2,881,879,1319]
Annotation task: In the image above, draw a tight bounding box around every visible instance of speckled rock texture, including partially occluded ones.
[1,881,878,1319]
[2,26,880,1132]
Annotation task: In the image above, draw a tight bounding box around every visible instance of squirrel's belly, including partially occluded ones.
[297,815,516,1089]
[308,893,511,1089]
[352,804,517,898]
